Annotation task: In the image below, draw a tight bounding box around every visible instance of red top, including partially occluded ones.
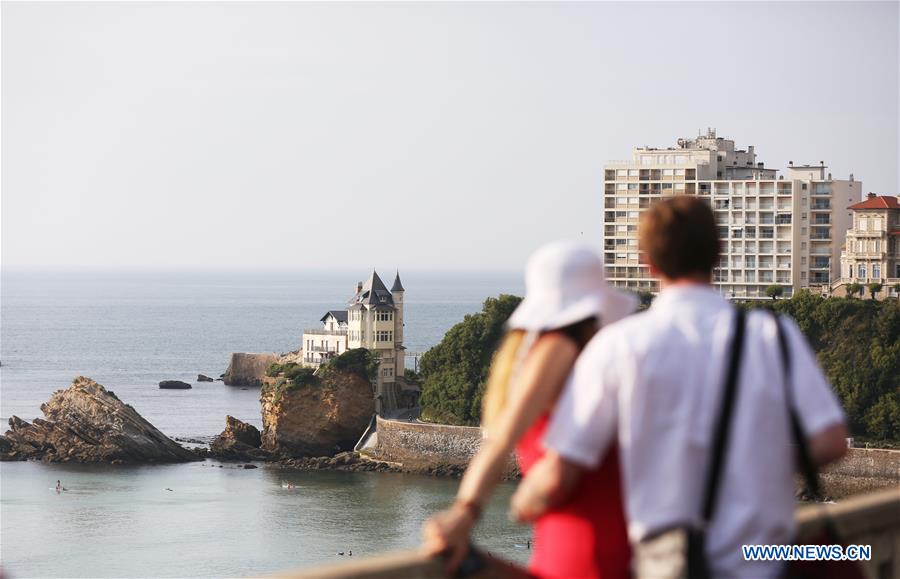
[517,414,631,579]
[848,195,898,210]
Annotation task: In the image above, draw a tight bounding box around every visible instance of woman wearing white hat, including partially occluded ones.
[423,241,637,579]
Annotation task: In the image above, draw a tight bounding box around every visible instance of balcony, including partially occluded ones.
[776,215,792,225]
[304,328,348,337]
[813,216,831,225]
[811,201,831,211]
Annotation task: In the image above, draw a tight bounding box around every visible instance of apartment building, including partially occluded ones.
[834,194,900,299]
[602,129,860,298]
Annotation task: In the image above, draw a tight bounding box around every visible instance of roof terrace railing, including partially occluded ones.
[303,329,348,336]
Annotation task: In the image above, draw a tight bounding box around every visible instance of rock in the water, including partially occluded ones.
[0,376,198,463]
[197,374,215,382]
[210,416,270,461]
[159,380,192,390]
[260,368,374,458]
[223,353,277,387]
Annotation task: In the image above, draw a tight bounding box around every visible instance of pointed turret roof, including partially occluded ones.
[391,271,405,292]
[349,270,395,307]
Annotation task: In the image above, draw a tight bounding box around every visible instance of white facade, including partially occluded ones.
[602,130,860,298]
[301,312,348,366]
[835,194,900,299]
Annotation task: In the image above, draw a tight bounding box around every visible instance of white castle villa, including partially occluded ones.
[301,270,410,413]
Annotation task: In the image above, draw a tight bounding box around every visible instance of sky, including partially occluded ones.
[2,1,898,271]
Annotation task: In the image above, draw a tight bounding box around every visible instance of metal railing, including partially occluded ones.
[303,329,348,336]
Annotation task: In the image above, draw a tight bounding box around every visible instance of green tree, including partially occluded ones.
[868,282,883,300]
[765,284,784,301]
[418,294,522,425]
[845,282,861,299]
[755,295,900,442]
[325,348,378,381]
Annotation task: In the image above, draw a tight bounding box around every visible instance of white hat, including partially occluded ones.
[507,241,638,331]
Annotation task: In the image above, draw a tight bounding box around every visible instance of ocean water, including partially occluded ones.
[0,268,528,578]
[0,268,523,438]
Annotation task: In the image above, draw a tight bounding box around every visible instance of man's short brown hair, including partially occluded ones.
[639,196,720,279]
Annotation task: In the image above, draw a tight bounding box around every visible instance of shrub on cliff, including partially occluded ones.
[266,362,286,377]
[748,292,900,442]
[325,348,378,381]
[418,294,522,426]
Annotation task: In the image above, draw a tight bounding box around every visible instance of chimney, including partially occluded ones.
[850,173,854,182]
[867,192,876,199]
[788,161,794,167]
[356,281,363,294]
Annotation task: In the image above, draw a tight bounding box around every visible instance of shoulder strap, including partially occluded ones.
[771,313,822,500]
[700,308,747,525]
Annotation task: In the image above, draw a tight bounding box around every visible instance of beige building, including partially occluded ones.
[301,270,407,413]
[833,194,900,299]
[603,129,860,298]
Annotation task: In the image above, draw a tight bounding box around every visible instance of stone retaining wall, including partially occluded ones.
[820,447,900,497]
[374,417,483,468]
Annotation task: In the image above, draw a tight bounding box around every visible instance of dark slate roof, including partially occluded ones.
[391,271,405,292]
[320,310,348,324]
[349,270,394,307]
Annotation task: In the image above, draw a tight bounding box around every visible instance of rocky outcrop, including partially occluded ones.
[0,377,198,463]
[209,416,271,461]
[223,353,277,387]
[261,369,374,458]
[159,380,191,389]
[197,374,215,382]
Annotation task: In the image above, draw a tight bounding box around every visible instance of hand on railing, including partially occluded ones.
[421,504,478,574]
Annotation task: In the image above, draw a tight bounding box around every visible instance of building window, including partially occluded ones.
[376,311,393,322]
[873,264,881,279]
[858,218,867,231]
[858,264,866,279]
[376,331,393,342]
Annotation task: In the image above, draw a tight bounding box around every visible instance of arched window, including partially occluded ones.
[857,264,866,279]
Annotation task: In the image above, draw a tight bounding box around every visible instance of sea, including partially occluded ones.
[0,268,528,578]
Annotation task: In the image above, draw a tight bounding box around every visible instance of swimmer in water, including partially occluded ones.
[56,480,61,492]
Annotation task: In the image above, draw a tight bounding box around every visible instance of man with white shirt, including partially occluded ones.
[510,196,848,578]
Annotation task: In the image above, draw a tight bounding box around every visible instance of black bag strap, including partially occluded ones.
[771,313,822,500]
[700,308,747,525]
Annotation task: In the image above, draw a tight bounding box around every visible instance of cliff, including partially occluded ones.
[223,352,277,387]
[260,367,374,458]
[0,376,198,463]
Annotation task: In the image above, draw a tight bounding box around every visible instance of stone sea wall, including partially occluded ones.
[820,447,900,497]
[373,417,518,477]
